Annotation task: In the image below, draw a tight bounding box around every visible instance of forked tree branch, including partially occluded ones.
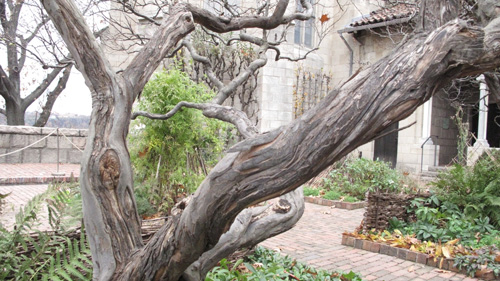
[183,188,305,281]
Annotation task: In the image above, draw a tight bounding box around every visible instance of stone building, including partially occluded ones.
[104,0,499,173]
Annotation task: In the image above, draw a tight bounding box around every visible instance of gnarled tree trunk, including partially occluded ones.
[41,0,500,280]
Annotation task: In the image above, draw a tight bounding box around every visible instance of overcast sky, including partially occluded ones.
[27,68,93,116]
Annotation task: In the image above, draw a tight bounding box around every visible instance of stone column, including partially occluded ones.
[475,75,490,147]
[421,98,433,144]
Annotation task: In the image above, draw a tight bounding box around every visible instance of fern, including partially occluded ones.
[39,229,92,281]
[0,182,93,280]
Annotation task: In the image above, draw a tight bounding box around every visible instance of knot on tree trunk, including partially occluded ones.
[273,199,291,214]
[99,149,121,190]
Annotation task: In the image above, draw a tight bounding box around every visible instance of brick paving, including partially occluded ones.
[0,163,483,280]
[261,203,480,281]
[0,184,49,230]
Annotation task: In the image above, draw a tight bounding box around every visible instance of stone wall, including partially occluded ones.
[0,126,87,164]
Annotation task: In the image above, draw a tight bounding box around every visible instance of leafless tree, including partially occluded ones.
[0,0,104,126]
[0,0,72,125]
[40,0,500,280]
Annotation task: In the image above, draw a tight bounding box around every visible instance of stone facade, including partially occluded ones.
[0,126,87,164]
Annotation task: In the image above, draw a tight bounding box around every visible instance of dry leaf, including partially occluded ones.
[319,14,330,23]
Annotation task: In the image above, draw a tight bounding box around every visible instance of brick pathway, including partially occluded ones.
[0,163,80,184]
[0,184,49,230]
[261,203,479,281]
[0,163,482,280]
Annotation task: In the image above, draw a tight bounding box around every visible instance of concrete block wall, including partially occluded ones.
[0,126,87,164]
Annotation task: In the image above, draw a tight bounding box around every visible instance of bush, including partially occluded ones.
[303,186,320,197]
[323,158,413,201]
[432,150,500,227]
[389,195,499,248]
[129,67,229,215]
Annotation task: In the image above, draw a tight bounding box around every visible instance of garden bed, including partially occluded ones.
[304,196,367,210]
[341,234,499,280]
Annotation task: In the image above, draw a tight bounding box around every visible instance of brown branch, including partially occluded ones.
[372,121,417,141]
[21,65,66,110]
[41,0,115,96]
[185,0,313,33]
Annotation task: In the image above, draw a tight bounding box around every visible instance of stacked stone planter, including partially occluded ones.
[363,192,428,232]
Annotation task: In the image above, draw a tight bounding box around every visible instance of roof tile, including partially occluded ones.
[350,3,418,27]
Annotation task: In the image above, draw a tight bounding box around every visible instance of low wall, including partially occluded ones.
[0,125,88,164]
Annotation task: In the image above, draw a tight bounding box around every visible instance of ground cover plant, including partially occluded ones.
[206,246,363,281]
[303,157,417,202]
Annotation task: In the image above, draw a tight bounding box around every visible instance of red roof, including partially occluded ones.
[350,3,418,27]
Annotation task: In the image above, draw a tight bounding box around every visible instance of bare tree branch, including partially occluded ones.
[123,5,195,97]
[0,64,15,101]
[133,101,258,139]
[212,33,268,105]
[21,64,66,111]
[182,39,224,90]
[33,64,72,127]
[185,0,313,33]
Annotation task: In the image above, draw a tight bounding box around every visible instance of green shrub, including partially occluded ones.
[390,196,499,247]
[432,150,500,227]
[303,186,320,197]
[323,190,342,200]
[130,66,229,215]
[322,158,411,201]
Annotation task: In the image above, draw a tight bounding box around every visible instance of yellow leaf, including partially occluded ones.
[446,238,460,245]
[435,244,442,257]
[442,247,451,258]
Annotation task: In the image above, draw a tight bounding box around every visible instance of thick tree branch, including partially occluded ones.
[484,72,500,103]
[132,101,258,139]
[183,188,305,281]
[0,64,15,101]
[124,6,195,98]
[185,0,313,33]
[34,65,72,127]
[41,0,115,96]
[0,108,5,116]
